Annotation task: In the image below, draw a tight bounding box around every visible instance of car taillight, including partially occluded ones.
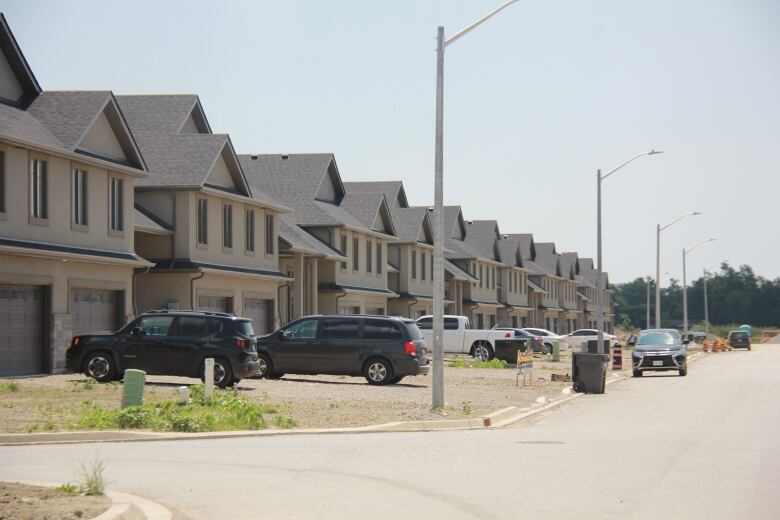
[72,337,80,346]
[236,338,249,349]
[534,337,542,342]
[404,340,417,357]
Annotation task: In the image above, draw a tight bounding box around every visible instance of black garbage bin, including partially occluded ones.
[494,338,527,364]
[572,352,608,393]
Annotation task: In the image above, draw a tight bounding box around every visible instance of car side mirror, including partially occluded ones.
[278,331,288,341]
[131,327,143,338]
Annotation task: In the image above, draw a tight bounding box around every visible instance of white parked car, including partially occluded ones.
[562,329,617,350]
[521,328,567,354]
[416,315,513,360]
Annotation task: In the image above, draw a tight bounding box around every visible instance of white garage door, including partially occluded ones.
[0,284,44,376]
[243,298,273,335]
[72,288,120,336]
[198,296,231,313]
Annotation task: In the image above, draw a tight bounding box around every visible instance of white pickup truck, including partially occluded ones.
[415,315,513,359]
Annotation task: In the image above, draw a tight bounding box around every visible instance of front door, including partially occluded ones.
[317,317,363,374]
[275,318,320,373]
[121,315,175,372]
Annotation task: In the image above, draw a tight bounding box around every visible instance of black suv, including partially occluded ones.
[65,310,260,388]
[728,331,751,350]
[255,315,431,385]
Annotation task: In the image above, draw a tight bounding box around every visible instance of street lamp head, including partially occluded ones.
[708,238,716,242]
[648,149,664,155]
[692,211,703,216]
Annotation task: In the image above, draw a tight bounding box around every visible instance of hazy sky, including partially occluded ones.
[3,0,778,284]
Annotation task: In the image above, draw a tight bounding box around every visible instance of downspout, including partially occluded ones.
[132,266,151,316]
[276,281,290,328]
[335,290,348,313]
[168,189,177,269]
[189,271,205,310]
[407,297,418,318]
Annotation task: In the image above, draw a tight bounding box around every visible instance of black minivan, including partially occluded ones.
[255,315,431,385]
[65,310,260,388]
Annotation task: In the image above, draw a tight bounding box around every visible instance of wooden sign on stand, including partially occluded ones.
[516,350,534,387]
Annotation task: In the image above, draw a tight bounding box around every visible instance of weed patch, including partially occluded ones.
[70,385,292,432]
[0,381,20,393]
[448,358,508,369]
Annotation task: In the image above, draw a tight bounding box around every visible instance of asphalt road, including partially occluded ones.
[2,345,778,519]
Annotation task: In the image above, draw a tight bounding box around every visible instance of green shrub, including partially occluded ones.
[0,381,20,393]
[79,459,108,495]
[448,358,508,369]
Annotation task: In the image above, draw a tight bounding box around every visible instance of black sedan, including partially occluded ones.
[494,328,546,353]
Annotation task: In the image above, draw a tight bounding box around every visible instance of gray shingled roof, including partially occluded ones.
[27,91,112,150]
[134,206,172,233]
[116,95,199,134]
[498,238,522,267]
[278,217,346,259]
[559,252,578,280]
[340,192,384,230]
[130,133,227,187]
[0,102,63,149]
[391,207,430,244]
[239,154,378,233]
[445,259,478,282]
[343,181,407,208]
[440,206,482,260]
[463,220,499,261]
[534,243,560,277]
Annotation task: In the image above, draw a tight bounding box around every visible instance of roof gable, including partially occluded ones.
[116,95,211,135]
[79,109,128,162]
[343,181,408,208]
[464,220,500,261]
[203,142,250,195]
[0,14,41,107]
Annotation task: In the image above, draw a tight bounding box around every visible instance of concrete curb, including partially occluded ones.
[0,352,708,446]
[7,481,171,520]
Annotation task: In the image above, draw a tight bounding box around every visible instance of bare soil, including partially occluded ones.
[0,353,582,433]
[0,482,110,520]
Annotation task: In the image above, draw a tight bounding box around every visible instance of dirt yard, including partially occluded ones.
[0,354,581,432]
[0,482,110,520]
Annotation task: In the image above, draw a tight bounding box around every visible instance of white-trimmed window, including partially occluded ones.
[421,252,426,281]
[411,250,417,280]
[265,214,275,255]
[245,209,255,252]
[367,239,373,273]
[72,168,87,226]
[340,234,348,271]
[222,203,233,249]
[353,236,360,271]
[376,242,382,275]
[109,177,123,231]
[30,158,47,219]
[0,151,5,214]
[197,198,208,245]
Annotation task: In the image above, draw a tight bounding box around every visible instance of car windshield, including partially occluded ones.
[638,332,676,346]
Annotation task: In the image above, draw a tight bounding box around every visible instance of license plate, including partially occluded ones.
[652,360,663,366]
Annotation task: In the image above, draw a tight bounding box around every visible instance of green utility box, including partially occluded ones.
[122,369,146,408]
[552,341,561,362]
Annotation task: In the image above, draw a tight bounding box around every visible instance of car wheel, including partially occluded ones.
[389,376,405,384]
[364,358,394,385]
[256,354,272,379]
[201,357,235,388]
[472,342,494,360]
[678,364,688,377]
[632,369,642,377]
[82,351,116,383]
[748,345,752,351]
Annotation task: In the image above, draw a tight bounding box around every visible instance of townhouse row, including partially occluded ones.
[0,15,613,377]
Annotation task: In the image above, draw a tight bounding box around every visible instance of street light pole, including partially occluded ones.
[595,151,662,354]
[654,211,702,328]
[646,276,652,329]
[432,0,520,411]
[682,238,716,340]
[703,267,709,337]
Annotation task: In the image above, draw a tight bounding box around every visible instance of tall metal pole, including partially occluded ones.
[646,276,651,329]
[432,26,445,410]
[655,224,661,328]
[682,248,688,340]
[596,170,605,354]
[703,268,710,337]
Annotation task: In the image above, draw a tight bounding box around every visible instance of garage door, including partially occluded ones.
[0,285,44,376]
[338,306,360,315]
[72,288,120,336]
[198,296,231,313]
[366,307,385,316]
[243,298,273,335]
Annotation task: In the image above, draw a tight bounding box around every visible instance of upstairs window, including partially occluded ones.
[376,242,382,274]
[353,236,360,271]
[367,239,373,273]
[421,252,426,281]
[109,177,123,231]
[0,151,5,214]
[340,234,348,271]
[265,214,275,254]
[197,198,208,245]
[430,255,433,282]
[222,203,233,249]
[30,158,47,220]
[72,169,88,226]
[245,209,255,252]
[411,250,417,279]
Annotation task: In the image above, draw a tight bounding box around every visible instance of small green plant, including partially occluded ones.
[0,381,20,393]
[461,401,473,416]
[43,420,57,431]
[71,378,97,391]
[25,423,40,433]
[78,459,108,495]
[54,483,79,494]
[448,358,508,369]
[274,415,297,429]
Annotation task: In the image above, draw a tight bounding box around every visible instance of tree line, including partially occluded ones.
[611,263,780,328]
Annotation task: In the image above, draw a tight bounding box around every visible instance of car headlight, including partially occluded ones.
[632,350,645,357]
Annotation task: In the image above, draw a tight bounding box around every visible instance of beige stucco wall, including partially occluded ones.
[0,141,135,254]
[466,260,500,303]
[79,111,127,162]
[399,243,434,297]
[389,298,431,319]
[318,292,388,315]
[0,50,24,102]
[499,268,529,307]
[334,228,388,290]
